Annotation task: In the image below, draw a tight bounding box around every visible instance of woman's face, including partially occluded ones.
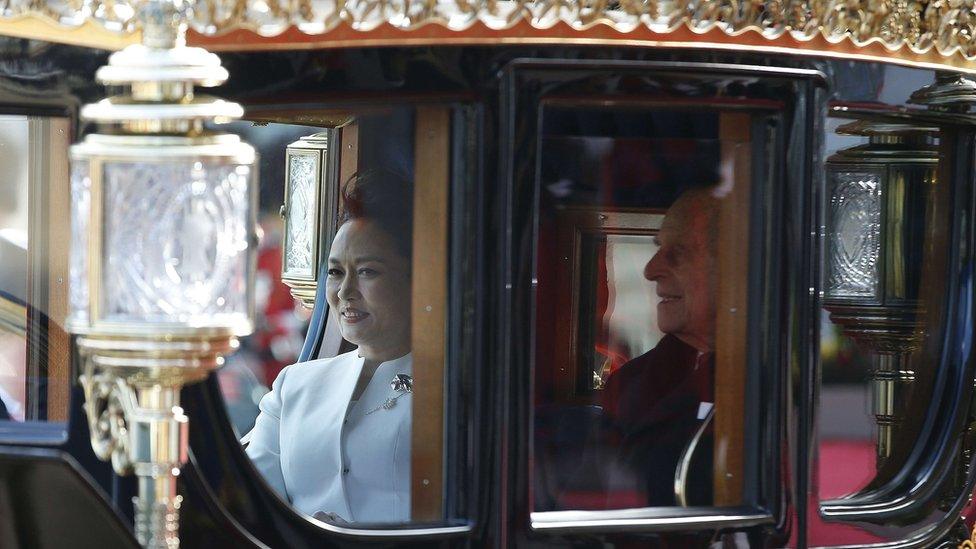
[326,219,411,361]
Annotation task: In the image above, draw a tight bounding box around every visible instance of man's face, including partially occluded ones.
[643,198,717,351]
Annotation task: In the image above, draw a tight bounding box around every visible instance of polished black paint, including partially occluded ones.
[0,39,970,549]
[0,446,138,548]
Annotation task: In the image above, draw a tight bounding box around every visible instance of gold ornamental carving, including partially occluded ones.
[960,523,976,549]
[2,0,976,68]
[179,0,962,44]
[186,0,976,61]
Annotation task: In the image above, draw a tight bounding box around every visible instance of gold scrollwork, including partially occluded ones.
[959,524,976,549]
[162,0,976,62]
[0,0,138,33]
[0,0,975,67]
[79,359,135,475]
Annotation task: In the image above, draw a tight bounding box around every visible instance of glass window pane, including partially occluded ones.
[0,115,71,426]
[533,106,757,511]
[819,311,876,499]
[0,116,29,422]
[213,121,322,439]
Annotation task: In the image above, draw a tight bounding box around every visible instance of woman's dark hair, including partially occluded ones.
[339,168,414,259]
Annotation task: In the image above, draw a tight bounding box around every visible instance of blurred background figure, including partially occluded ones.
[217,212,310,436]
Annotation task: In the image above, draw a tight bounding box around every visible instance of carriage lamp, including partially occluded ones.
[281,129,343,308]
[66,1,256,547]
[823,120,937,463]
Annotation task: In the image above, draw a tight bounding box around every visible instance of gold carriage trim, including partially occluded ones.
[2,0,975,69]
[187,17,974,74]
[187,0,976,73]
[0,14,138,51]
[960,522,976,549]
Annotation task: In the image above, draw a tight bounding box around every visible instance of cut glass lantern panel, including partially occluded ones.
[99,160,253,329]
[69,158,91,325]
[825,171,883,300]
[284,153,316,277]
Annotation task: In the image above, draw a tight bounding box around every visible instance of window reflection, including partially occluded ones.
[0,116,30,421]
[819,313,876,499]
[0,295,27,422]
[534,107,755,511]
[818,115,948,501]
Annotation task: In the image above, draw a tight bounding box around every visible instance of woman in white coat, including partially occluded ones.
[244,170,414,523]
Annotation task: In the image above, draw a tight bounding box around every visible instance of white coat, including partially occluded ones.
[243,350,412,523]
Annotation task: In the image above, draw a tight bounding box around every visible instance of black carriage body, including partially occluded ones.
[0,41,974,549]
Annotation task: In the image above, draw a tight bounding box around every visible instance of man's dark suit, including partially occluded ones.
[600,334,714,507]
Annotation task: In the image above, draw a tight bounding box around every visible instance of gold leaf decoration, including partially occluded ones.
[960,522,976,549]
[3,0,976,63]
[189,0,976,61]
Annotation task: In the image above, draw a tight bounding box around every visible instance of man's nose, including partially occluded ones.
[644,251,664,281]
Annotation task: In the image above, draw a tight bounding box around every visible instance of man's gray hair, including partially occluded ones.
[669,187,721,253]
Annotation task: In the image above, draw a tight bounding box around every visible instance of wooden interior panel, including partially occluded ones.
[713,113,751,505]
[43,118,72,422]
[317,120,358,360]
[338,122,359,195]
[23,117,72,422]
[410,106,450,520]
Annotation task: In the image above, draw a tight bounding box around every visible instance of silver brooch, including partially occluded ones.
[364,374,413,416]
[391,373,413,393]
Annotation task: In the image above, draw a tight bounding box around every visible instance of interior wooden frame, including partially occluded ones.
[550,208,664,403]
[27,116,72,422]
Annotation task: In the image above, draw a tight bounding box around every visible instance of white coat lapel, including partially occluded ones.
[337,352,366,415]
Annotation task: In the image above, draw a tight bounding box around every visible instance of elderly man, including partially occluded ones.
[600,186,720,508]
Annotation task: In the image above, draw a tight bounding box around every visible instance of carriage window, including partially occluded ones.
[533,106,758,511]
[232,107,459,526]
[211,121,323,439]
[0,115,71,426]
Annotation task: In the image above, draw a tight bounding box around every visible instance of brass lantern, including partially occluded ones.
[823,120,937,462]
[281,129,344,308]
[66,1,256,547]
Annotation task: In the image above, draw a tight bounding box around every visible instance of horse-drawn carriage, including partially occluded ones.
[0,1,975,547]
